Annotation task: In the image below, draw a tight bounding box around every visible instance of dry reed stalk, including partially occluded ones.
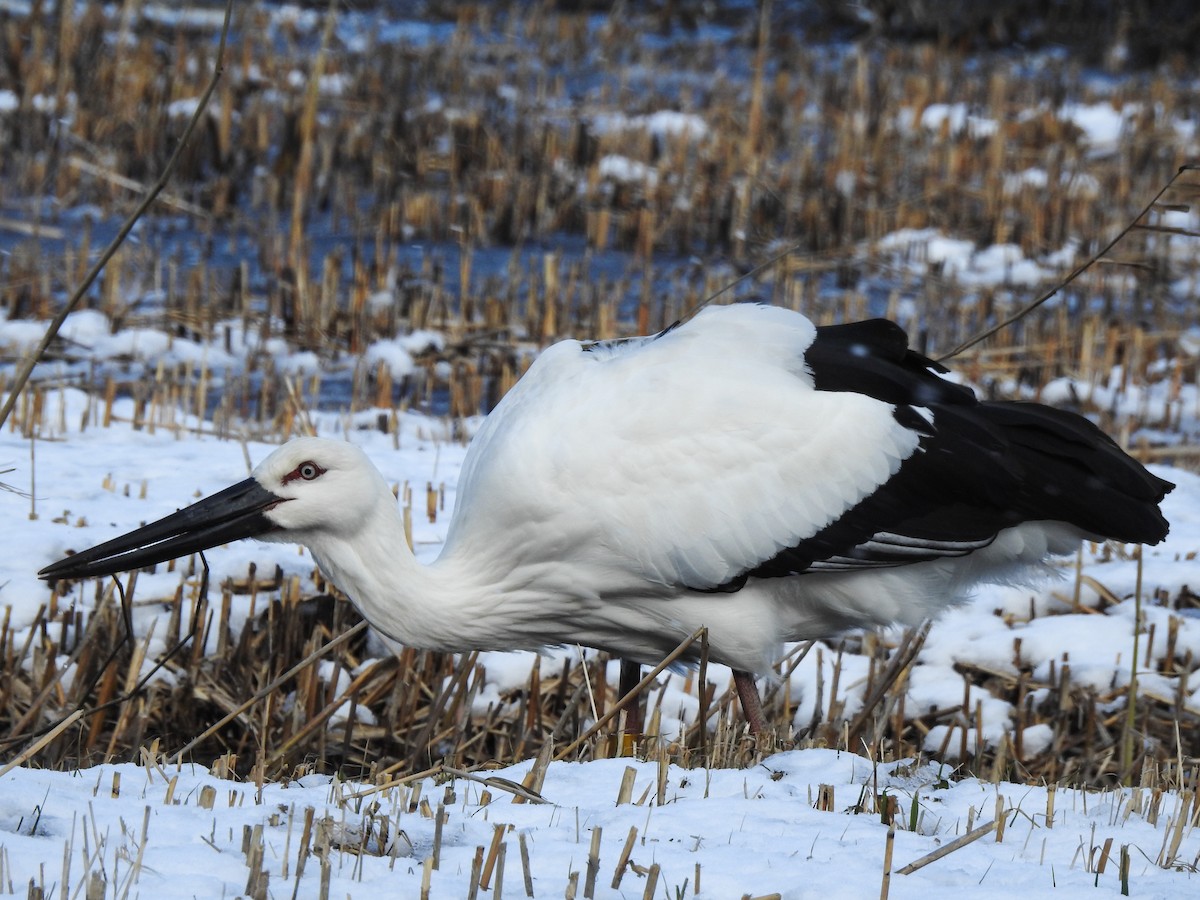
[610,826,638,890]
[896,817,999,875]
[0,0,236,432]
[880,823,895,900]
[517,831,534,897]
[3,4,1199,791]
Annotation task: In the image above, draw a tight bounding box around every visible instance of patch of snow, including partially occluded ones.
[597,154,657,185]
[1060,101,1137,153]
[918,102,998,138]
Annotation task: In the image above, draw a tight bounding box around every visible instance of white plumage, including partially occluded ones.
[40,303,1173,729]
[457,305,917,593]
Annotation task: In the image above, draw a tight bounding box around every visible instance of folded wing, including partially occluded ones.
[443,304,1172,596]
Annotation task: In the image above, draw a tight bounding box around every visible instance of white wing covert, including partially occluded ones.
[443,304,923,591]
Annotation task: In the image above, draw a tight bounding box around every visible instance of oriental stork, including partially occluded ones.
[40,303,1173,734]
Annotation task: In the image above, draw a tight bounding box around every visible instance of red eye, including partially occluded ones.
[284,461,326,484]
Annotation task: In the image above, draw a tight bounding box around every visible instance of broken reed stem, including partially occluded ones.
[519,832,534,897]
[440,766,550,805]
[171,621,368,763]
[640,863,660,900]
[584,825,602,898]
[67,157,209,217]
[479,825,505,892]
[611,827,638,890]
[880,823,895,900]
[896,818,998,875]
[0,709,84,778]
[346,764,445,801]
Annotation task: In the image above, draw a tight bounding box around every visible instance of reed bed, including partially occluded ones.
[3,2,1200,789]
[2,2,1198,369]
[3,556,1200,789]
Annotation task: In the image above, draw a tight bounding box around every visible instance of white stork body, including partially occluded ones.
[218,304,1162,673]
[41,303,1172,699]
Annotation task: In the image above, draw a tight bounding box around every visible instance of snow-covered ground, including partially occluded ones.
[3,352,1200,895]
[3,748,1197,898]
[2,0,1199,892]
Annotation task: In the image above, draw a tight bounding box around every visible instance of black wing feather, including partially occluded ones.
[720,319,1172,589]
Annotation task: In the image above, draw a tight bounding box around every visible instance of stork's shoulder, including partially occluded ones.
[578,303,818,377]
[487,304,823,425]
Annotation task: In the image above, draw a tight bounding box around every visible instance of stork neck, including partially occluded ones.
[301,500,474,651]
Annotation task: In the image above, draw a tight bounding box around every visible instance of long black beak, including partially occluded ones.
[39,477,285,581]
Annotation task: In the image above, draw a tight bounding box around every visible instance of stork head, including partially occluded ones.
[38,438,390,581]
[247,437,394,536]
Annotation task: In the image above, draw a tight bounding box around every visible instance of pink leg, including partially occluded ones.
[733,669,767,735]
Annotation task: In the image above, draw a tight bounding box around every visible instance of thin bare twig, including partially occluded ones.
[0,0,236,431]
[938,164,1199,361]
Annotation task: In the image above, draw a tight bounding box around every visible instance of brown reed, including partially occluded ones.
[3,2,1200,790]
